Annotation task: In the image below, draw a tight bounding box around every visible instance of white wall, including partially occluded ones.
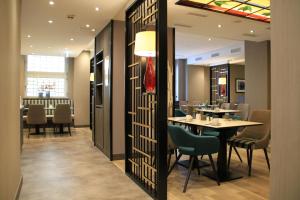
[245,40,271,110]
[73,51,90,126]
[0,0,22,199]
[271,0,300,199]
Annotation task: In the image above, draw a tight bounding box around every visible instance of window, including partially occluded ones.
[26,55,67,97]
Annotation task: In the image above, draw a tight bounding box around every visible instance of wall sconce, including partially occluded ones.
[134,31,156,93]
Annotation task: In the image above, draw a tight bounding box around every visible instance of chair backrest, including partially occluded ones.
[237,103,250,121]
[240,110,271,141]
[168,125,219,155]
[221,103,230,109]
[174,109,186,117]
[27,104,47,125]
[53,104,72,124]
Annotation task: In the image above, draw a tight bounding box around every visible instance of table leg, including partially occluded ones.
[203,128,243,182]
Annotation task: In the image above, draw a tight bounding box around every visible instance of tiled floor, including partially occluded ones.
[20,127,270,200]
[20,128,151,200]
[114,147,270,200]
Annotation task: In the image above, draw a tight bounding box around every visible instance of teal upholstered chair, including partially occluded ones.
[174,109,186,117]
[168,125,220,192]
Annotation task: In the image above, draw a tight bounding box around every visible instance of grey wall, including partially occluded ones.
[271,0,300,199]
[0,0,22,199]
[175,59,187,101]
[245,40,271,110]
[230,64,245,103]
[112,21,125,157]
[73,51,90,126]
[187,65,210,103]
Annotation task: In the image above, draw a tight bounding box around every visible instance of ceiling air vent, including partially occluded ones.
[211,53,220,58]
[230,48,241,54]
[195,57,202,61]
[66,14,75,20]
[174,24,192,28]
[187,12,208,18]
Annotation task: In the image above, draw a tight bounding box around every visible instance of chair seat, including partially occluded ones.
[202,131,220,137]
[228,137,257,149]
[178,146,195,155]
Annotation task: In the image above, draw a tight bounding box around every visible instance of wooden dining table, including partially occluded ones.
[168,117,262,182]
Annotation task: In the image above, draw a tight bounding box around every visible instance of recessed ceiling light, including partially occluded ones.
[27,35,31,38]
[95,7,100,11]
[218,24,222,28]
[70,38,74,41]
[91,29,95,32]
[250,30,254,34]
[208,38,212,41]
[49,1,54,5]
[86,24,90,28]
[48,20,53,24]
[29,45,33,48]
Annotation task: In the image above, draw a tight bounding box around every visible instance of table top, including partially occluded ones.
[195,108,240,114]
[168,117,262,129]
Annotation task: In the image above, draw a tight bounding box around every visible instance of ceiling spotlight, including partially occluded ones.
[48,20,53,24]
[86,24,90,28]
[27,35,31,38]
[29,45,33,48]
[49,1,54,5]
[95,7,100,11]
[250,30,254,34]
[218,24,222,28]
[208,38,212,41]
[91,29,95,32]
[70,38,74,41]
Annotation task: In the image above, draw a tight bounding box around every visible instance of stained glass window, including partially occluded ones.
[176,0,271,22]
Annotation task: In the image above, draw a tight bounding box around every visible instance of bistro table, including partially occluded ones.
[196,108,240,118]
[168,117,262,182]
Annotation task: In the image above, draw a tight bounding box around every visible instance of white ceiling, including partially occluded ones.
[169,0,271,59]
[21,0,271,59]
[21,0,128,57]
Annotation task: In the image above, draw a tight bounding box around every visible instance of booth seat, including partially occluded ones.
[22,98,74,115]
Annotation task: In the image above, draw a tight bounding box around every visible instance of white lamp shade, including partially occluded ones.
[134,31,156,57]
[90,73,94,82]
[218,77,227,85]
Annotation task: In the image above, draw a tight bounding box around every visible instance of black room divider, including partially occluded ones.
[125,0,168,199]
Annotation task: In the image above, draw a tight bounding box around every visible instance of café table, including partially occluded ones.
[168,117,262,182]
[195,108,240,118]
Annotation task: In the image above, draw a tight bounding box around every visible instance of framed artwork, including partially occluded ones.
[236,79,245,93]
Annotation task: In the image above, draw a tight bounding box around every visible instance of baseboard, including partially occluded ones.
[74,125,90,128]
[112,154,125,160]
[14,176,23,200]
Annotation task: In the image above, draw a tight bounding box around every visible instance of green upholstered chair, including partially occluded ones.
[174,109,186,117]
[168,125,220,193]
[228,110,271,176]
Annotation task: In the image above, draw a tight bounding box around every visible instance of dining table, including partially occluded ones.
[195,108,240,118]
[168,117,262,182]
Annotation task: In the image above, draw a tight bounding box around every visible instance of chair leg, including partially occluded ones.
[167,151,172,170]
[263,148,270,170]
[68,124,71,136]
[208,154,220,186]
[247,148,253,176]
[168,153,182,176]
[196,156,200,175]
[233,146,243,163]
[228,145,233,169]
[183,156,195,193]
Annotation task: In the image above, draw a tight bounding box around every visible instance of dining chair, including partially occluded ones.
[26,104,47,138]
[228,110,271,176]
[168,125,220,193]
[174,109,186,117]
[53,104,72,136]
[220,103,230,109]
[167,130,178,171]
